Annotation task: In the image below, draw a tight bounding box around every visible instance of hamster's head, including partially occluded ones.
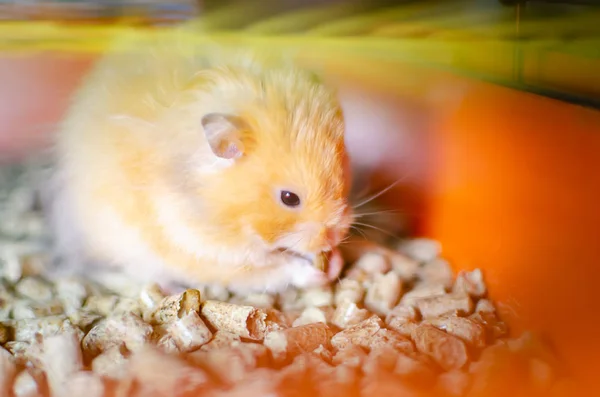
[190,64,353,265]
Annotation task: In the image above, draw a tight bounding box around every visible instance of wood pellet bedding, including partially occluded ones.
[0,164,567,397]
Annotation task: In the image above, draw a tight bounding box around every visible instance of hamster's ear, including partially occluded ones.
[201,113,246,160]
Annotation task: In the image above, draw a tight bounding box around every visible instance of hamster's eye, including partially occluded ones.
[280,190,301,207]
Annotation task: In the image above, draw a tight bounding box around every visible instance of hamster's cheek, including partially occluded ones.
[252,212,299,248]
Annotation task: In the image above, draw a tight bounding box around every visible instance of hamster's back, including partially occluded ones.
[45,30,217,276]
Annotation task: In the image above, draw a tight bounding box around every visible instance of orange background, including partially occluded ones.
[428,82,600,394]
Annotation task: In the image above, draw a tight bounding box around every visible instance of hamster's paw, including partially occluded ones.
[325,248,345,281]
[287,260,329,290]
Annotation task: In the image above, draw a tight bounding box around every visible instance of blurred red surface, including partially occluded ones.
[0,53,94,161]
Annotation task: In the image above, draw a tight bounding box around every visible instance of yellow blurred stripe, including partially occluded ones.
[242,2,370,35]
[522,49,600,100]
[303,1,468,37]
[0,12,596,103]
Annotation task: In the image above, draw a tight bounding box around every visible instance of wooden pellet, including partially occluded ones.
[200,301,267,341]
[412,324,469,371]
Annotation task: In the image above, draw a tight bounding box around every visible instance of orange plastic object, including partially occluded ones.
[425,83,600,394]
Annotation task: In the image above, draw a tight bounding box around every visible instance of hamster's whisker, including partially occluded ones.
[352,174,409,210]
[352,209,402,219]
[338,233,354,246]
[352,222,399,239]
[277,235,305,257]
[339,235,351,244]
[287,236,305,253]
[350,225,368,240]
[351,183,375,202]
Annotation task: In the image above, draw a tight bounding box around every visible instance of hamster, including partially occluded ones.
[42,32,354,294]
